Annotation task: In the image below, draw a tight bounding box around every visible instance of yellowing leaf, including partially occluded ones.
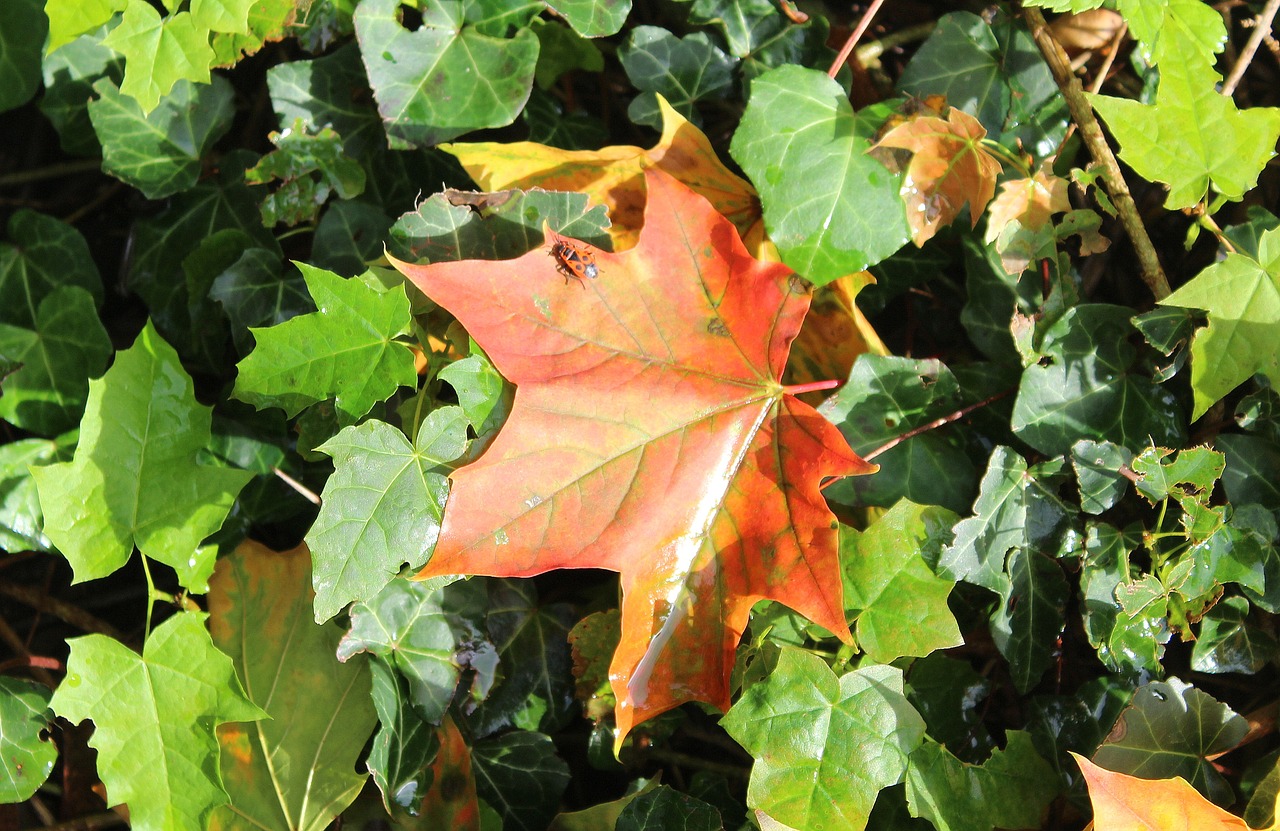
[874,108,1003,246]
[1073,754,1248,831]
[444,96,759,251]
[984,164,1071,243]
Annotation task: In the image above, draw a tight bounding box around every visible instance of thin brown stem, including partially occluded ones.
[20,812,128,831]
[1222,0,1280,96]
[0,579,125,641]
[1023,6,1171,300]
[0,159,102,189]
[828,0,888,79]
[863,389,1013,462]
[273,466,321,505]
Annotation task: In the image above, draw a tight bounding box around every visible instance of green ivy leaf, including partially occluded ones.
[721,648,925,831]
[40,24,125,157]
[1012,305,1185,456]
[906,655,994,759]
[233,265,418,423]
[0,210,104,329]
[336,576,493,723]
[544,0,628,38]
[615,786,723,831]
[102,4,215,113]
[48,613,267,831]
[0,0,48,112]
[210,249,314,355]
[731,65,910,286]
[307,409,467,620]
[842,502,963,663]
[530,20,605,88]
[245,119,367,226]
[313,201,393,276]
[992,548,1069,693]
[1093,677,1248,805]
[1160,227,1280,419]
[353,0,538,148]
[0,677,57,802]
[1080,522,1139,671]
[209,0,305,65]
[32,322,253,590]
[365,656,441,813]
[471,730,571,831]
[267,43,384,158]
[619,27,735,128]
[1219,434,1280,510]
[44,0,127,53]
[208,542,376,831]
[0,286,112,436]
[1071,440,1134,515]
[1191,595,1278,674]
[88,76,234,199]
[1108,574,1171,672]
[1088,25,1280,210]
[904,732,1057,831]
[0,434,74,553]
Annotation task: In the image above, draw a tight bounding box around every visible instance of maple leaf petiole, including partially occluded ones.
[782,379,841,396]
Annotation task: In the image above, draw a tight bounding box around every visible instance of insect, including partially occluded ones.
[548,233,600,286]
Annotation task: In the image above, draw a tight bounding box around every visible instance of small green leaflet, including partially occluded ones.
[307,408,468,621]
[1088,25,1280,210]
[1160,226,1280,419]
[48,613,267,831]
[33,322,253,591]
[905,732,1057,831]
[244,118,366,226]
[0,677,57,802]
[721,648,925,831]
[102,4,215,113]
[233,264,418,423]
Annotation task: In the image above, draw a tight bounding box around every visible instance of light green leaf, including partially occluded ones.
[721,648,926,831]
[731,65,910,286]
[0,677,57,802]
[0,210,104,329]
[1088,25,1280,210]
[0,286,112,436]
[210,0,306,65]
[45,0,127,53]
[1093,677,1248,806]
[32,322,253,590]
[307,409,467,621]
[208,542,376,831]
[191,0,255,34]
[88,76,234,199]
[48,613,267,831]
[439,353,511,445]
[842,502,963,663]
[1020,0,1104,11]
[1160,226,1280,419]
[0,0,48,112]
[353,0,538,148]
[0,434,74,553]
[102,4,215,113]
[619,27,735,128]
[233,264,418,422]
[336,575,491,723]
[1117,0,1225,64]
[905,732,1057,831]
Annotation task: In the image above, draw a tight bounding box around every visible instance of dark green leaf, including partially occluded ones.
[530,19,604,88]
[366,656,441,813]
[1092,677,1248,805]
[1026,677,1130,784]
[619,27,735,128]
[0,0,47,112]
[906,655,993,760]
[210,250,315,355]
[308,409,468,621]
[0,676,56,802]
[991,548,1068,693]
[1219,434,1280,509]
[1191,595,1278,674]
[731,66,909,285]
[39,24,124,156]
[0,210,104,329]
[245,118,367,226]
[905,732,1057,831]
[471,730,571,831]
[1079,522,1139,671]
[313,201,394,276]
[267,42,384,158]
[615,786,723,831]
[1071,440,1134,515]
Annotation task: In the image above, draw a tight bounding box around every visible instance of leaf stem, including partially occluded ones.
[0,578,125,641]
[856,21,936,66]
[827,0,888,79]
[0,158,102,188]
[863,388,1013,461]
[273,465,321,505]
[1222,0,1280,96]
[1022,6,1172,300]
[979,139,1031,178]
[783,379,841,396]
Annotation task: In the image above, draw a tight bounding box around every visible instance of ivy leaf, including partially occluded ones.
[244,118,366,227]
[102,4,215,113]
[0,0,47,112]
[207,541,377,831]
[992,548,1069,693]
[353,0,538,148]
[365,657,442,814]
[619,27,735,128]
[471,731,571,831]
[904,732,1057,831]
[209,0,307,66]
[544,0,628,38]
[233,264,418,423]
[210,249,314,355]
[0,434,74,553]
[40,24,124,157]
[48,613,267,831]
[842,502,963,663]
[1191,595,1278,675]
[336,576,493,725]
[1072,440,1134,515]
[307,409,468,620]
[874,108,1003,246]
[33,322,253,591]
[1159,226,1280,419]
[88,76,234,199]
[267,43,384,159]
[390,168,870,739]
[1093,678,1248,806]
[1088,25,1280,210]
[0,677,57,802]
[615,786,723,831]
[1074,754,1249,830]
[721,648,926,831]
[731,64,910,285]
[0,210,104,329]
[0,286,112,436]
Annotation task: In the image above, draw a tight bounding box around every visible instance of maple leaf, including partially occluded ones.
[389,168,870,739]
[984,164,1071,244]
[874,107,1003,246]
[1073,754,1249,831]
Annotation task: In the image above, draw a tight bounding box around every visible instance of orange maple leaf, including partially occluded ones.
[390,167,871,740]
[984,163,1072,243]
[875,108,1003,246]
[1073,754,1249,831]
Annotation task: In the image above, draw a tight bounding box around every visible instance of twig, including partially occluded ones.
[863,389,1013,462]
[0,159,102,189]
[856,21,936,65]
[21,812,127,831]
[642,747,752,780]
[1222,0,1280,95]
[0,579,125,641]
[828,0,888,79]
[1023,6,1172,300]
[273,466,321,505]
